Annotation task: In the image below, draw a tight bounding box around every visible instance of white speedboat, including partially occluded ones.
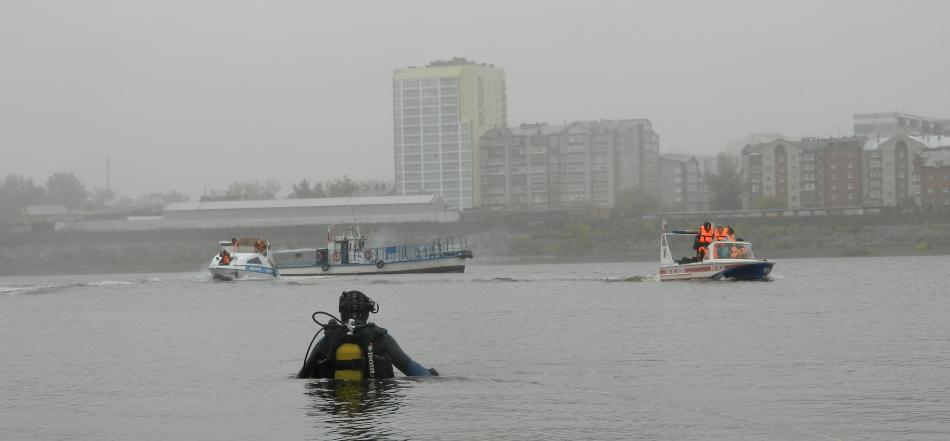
[270,225,472,276]
[658,229,774,281]
[208,237,278,281]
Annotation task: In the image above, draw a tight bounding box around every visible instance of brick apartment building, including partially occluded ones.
[742,135,940,210]
[918,147,950,209]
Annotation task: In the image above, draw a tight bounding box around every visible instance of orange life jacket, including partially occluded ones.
[698,225,713,245]
[714,227,729,242]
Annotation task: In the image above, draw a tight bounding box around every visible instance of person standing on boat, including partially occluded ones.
[695,222,714,260]
[714,225,730,242]
[298,290,437,380]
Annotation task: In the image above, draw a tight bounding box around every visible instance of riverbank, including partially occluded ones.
[2,212,949,276]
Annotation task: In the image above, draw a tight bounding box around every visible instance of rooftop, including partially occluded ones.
[921,147,950,168]
[164,194,443,212]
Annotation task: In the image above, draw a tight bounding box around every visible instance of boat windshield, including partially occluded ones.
[711,242,754,260]
[222,238,267,254]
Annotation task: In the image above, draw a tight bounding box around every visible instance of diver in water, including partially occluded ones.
[297,290,437,379]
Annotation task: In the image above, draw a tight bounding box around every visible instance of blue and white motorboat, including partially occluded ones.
[208,237,278,281]
[658,229,774,281]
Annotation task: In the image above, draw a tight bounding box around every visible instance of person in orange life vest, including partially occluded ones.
[694,222,714,260]
[714,226,731,242]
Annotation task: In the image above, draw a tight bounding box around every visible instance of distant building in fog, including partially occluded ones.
[659,154,707,211]
[741,139,804,209]
[741,135,937,210]
[478,120,659,209]
[854,112,949,139]
[918,147,950,209]
[392,58,507,210]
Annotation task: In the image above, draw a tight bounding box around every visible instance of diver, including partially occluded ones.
[297,290,438,380]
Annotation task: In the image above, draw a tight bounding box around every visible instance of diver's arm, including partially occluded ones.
[383,334,432,376]
[297,335,329,379]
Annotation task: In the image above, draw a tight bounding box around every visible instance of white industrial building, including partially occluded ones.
[66,195,458,231]
[161,195,458,227]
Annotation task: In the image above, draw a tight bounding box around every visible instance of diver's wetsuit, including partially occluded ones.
[297,321,431,379]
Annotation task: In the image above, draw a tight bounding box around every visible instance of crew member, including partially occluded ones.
[231,238,239,253]
[220,250,231,265]
[714,225,730,242]
[725,226,736,242]
[298,290,437,379]
[695,221,714,260]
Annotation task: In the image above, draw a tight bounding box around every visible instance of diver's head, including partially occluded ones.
[339,290,378,322]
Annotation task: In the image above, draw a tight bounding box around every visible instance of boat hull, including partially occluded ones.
[277,257,466,276]
[659,259,774,281]
[208,264,279,281]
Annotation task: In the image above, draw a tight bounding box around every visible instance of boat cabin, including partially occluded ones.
[708,241,754,260]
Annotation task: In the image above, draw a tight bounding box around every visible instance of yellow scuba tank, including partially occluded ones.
[334,342,363,380]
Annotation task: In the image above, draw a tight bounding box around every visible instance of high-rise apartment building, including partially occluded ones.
[392,58,507,209]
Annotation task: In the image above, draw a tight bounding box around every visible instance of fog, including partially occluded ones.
[2,0,949,199]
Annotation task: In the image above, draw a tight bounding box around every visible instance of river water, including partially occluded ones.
[1,256,948,440]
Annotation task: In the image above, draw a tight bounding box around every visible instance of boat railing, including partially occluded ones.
[360,236,471,264]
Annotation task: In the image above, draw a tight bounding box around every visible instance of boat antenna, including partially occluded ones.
[351,207,360,238]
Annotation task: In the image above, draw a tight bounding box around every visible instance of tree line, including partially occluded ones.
[1,172,398,223]
[0,172,193,223]
[200,176,394,201]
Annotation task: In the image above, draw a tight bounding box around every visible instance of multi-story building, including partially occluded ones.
[393,58,507,209]
[918,147,950,210]
[854,112,949,139]
[478,120,659,209]
[659,154,706,211]
[742,134,941,210]
[809,137,865,208]
[741,139,803,209]
[861,135,925,208]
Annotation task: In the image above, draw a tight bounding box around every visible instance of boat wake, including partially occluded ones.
[603,275,655,283]
[1,279,136,296]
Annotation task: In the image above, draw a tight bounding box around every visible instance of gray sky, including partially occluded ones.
[2,0,949,199]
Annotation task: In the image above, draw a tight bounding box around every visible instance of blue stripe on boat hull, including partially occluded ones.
[716,262,774,280]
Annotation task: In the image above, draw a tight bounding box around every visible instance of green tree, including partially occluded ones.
[705,152,742,210]
[46,172,88,210]
[0,174,48,222]
[288,179,325,198]
[324,175,359,197]
[205,179,281,201]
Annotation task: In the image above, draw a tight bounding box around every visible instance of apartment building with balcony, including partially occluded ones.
[478,120,659,209]
[741,139,804,209]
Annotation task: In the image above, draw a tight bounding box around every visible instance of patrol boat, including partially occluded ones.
[658,229,775,281]
[208,237,278,280]
[270,225,473,276]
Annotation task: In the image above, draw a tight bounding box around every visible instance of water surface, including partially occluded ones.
[2,257,948,440]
